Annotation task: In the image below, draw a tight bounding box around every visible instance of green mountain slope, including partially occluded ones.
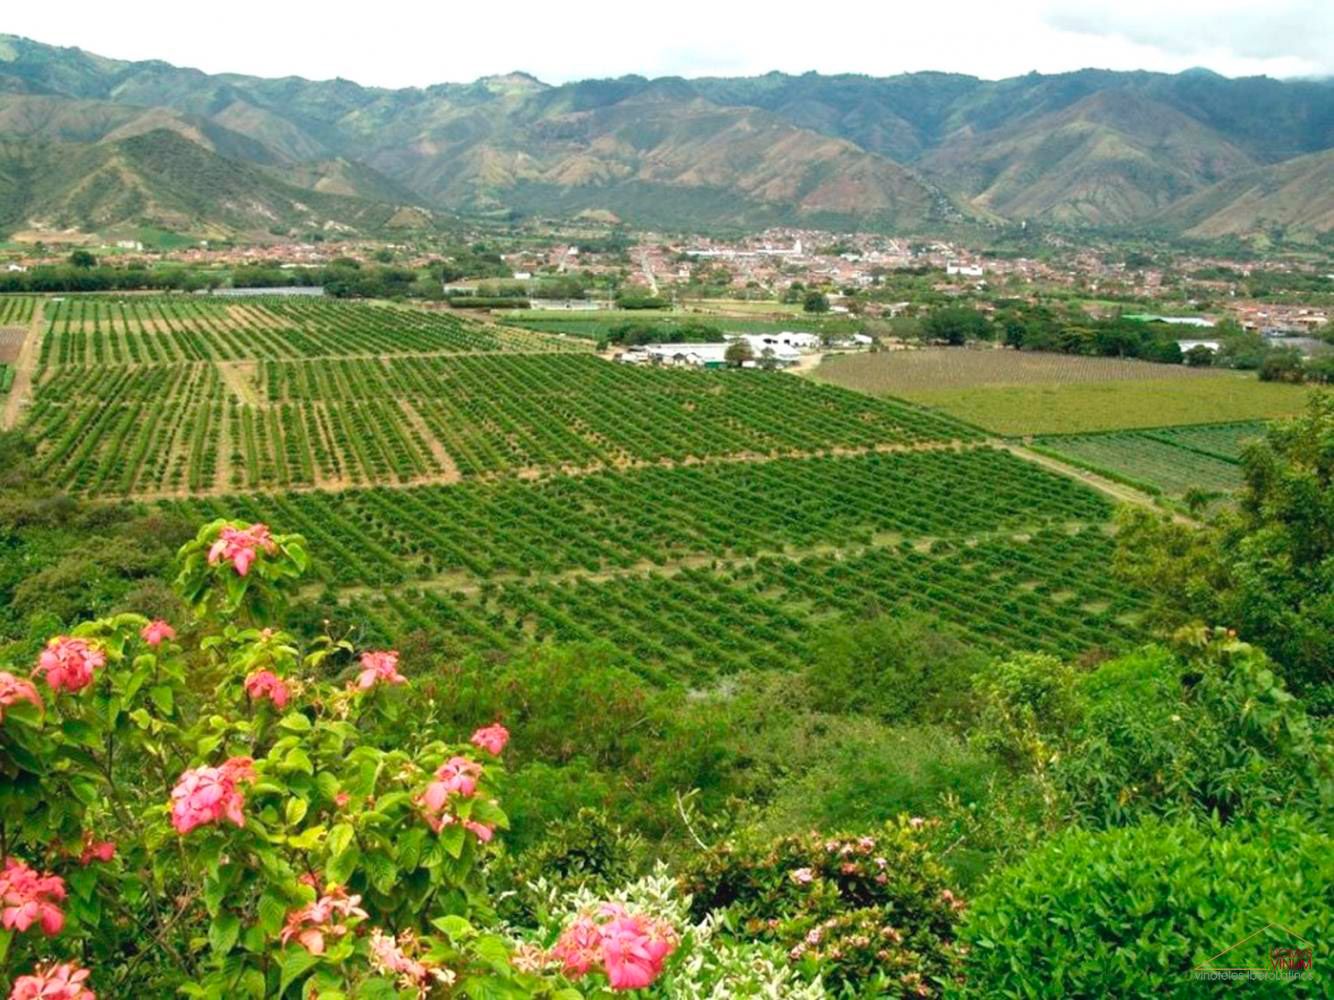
[1154,148,1334,237]
[0,130,433,236]
[0,33,1330,231]
[920,91,1259,224]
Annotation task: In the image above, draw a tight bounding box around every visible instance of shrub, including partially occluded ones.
[1054,637,1330,827]
[804,613,988,726]
[681,820,966,994]
[955,813,1332,998]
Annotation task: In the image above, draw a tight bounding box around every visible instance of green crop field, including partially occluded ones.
[41,296,577,362]
[815,348,1313,435]
[1032,431,1244,496]
[28,350,977,496]
[15,292,1156,672]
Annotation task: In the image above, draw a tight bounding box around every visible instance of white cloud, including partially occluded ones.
[2,0,1327,87]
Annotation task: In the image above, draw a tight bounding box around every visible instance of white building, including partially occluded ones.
[1177,339,1221,354]
[946,263,984,277]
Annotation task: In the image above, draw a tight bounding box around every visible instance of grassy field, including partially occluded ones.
[815,349,1312,434]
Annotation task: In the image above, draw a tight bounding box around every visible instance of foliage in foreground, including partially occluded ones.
[954,813,1331,998]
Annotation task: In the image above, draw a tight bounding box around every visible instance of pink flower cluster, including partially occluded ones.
[140,620,176,647]
[551,904,677,991]
[7,963,95,1000]
[244,669,290,709]
[35,638,105,694]
[77,835,116,867]
[419,756,493,841]
[353,650,406,691]
[0,671,43,724]
[169,757,255,835]
[280,885,367,955]
[470,723,509,755]
[0,858,66,937]
[368,928,455,997]
[207,523,276,577]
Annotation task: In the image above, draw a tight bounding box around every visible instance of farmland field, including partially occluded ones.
[502,307,855,340]
[335,525,1142,680]
[40,296,574,363]
[28,350,978,496]
[1031,432,1244,496]
[17,292,1151,672]
[815,348,1313,434]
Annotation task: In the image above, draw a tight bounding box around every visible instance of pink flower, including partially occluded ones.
[0,859,67,937]
[470,723,509,756]
[368,928,454,996]
[0,671,43,724]
[419,757,484,833]
[353,650,405,691]
[169,757,254,835]
[207,524,276,577]
[790,867,814,885]
[139,620,176,647]
[7,963,95,1000]
[280,886,367,955]
[550,905,676,991]
[35,638,105,694]
[243,669,290,709]
[77,836,116,866]
[333,791,350,809]
[463,820,494,843]
[551,915,603,977]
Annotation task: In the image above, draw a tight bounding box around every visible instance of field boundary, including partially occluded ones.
[1,300,45,431]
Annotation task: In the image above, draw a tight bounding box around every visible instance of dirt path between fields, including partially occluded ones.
[1004,443,1197,526]
[1,301,45,431]
[97,438,976,502]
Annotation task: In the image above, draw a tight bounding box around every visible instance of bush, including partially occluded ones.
[804,613,988,726]
[681,820,966,994]
[955,813,1332,998]
[1054,639,1330,827]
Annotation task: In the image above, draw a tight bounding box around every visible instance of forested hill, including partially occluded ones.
[0,33,1331,236]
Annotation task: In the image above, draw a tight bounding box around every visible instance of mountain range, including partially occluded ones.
[0,33,1331,240]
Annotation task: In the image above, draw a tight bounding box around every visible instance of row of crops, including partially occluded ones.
[265,354,979,474]
[26,364,224,494]
[1032,421,1267,497]
[0,296,36,325]
[0,363,12,393]
[330,525,1144,681]
[163,447,1113,587]
[38,296,574,364]
[32,355,978,494]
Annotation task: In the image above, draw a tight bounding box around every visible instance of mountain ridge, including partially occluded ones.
[0,34,1331,237]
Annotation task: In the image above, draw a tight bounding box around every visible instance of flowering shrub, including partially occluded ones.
[0,519,621,998]
[681,820,966,995]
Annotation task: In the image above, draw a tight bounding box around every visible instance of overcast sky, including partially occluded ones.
[4,0,1331,87]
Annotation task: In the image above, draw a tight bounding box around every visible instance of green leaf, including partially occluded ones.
[208,912,240,956]
[327,823,355,858]
[149,684,174,715]
[285,797,309,827]
[279,712,312,733]
[279,947,321,995]
[430,915,473,940]
[326,845,361,886]
[283,747,314,775]
[258,890,289,935]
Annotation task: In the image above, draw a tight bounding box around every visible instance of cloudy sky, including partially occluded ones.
[4,0,1331,87]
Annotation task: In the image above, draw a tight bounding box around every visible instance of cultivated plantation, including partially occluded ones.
[3,291,1329,999]
[817,347,1314,434]
[14,295,1139,673]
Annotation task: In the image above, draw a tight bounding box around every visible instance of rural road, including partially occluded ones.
[1,300,45,431]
